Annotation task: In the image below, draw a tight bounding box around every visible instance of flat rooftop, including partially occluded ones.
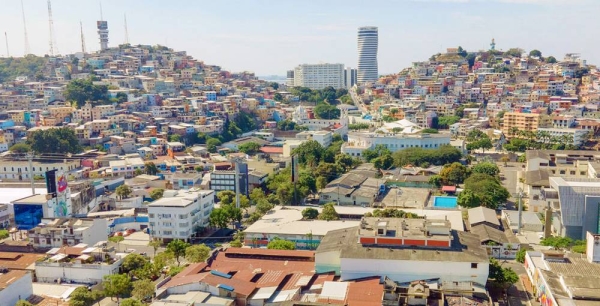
[0,252,44,270]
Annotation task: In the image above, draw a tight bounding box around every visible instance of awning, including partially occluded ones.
[46,247,60,255]
[442,186,457,192]
[49,253,67,261]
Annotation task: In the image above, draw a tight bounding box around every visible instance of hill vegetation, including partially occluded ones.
[0,55,48,83]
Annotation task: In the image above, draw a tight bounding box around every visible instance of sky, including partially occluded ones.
[0,0,599,76]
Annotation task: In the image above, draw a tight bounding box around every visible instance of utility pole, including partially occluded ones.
[80,21,86,53]
[234,161,240,209]
[26,152,35,195]
[517,188,524,235]
[4,32,8,57]
[21,0,30,55]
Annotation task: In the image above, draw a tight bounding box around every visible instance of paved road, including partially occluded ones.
[500,260,535,306]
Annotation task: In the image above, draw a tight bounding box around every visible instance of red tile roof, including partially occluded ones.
[345,278,384,306]
[0,252,43,270]
[202,274,256,297]
[259,146,283,154]
[224,247,314,259]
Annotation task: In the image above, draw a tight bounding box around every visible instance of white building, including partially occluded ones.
[536,127,589,147]
[0,159,80,180]
[292,63,345,90]
[28,218,109,249]
[109,157,146,178]
[295,130,333,148]
[35,243,124,284]
[357,26,378,84]
[0,271,33,306]
[148,189,215,242]
[291,105,349,137]
[316,218,489,285]
[342,131,451,158]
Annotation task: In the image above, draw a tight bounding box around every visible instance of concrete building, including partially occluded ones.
[357,26,378,84]
[319,173,385,206]
[342,131,451,157]
[502,210,544,233]
[502,112,540,137]
[344,67,357,89]
[292,63,345,90]
[0,159,80,180]
[315,217,489,285]
[148,189,215,242]
[524,232,600,306]
[0,270,33,306]
[28,218,108,249]
[108,157,145,178]
[536,127,589,147]
[210,164,249,197]
[243,206,360,249]
[36,243,123,284]
[543,177,600,239]
[295,130,333,148]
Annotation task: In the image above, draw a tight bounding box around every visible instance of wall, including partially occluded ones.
[315,250,341,275]
[35,258,122,284]
[339,258,489,285]
[0,272,33,306]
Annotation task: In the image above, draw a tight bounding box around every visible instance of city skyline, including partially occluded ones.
[1,0,599,76]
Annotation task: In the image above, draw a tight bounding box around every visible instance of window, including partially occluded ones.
[471,263,478,269]
[149,214,155,218]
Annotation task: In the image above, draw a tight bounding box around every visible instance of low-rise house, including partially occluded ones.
[319,173,385,206]
[28,218,108,249]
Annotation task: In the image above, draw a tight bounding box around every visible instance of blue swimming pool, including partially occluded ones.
[433,196,458,208]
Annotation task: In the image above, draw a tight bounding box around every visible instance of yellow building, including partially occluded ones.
[502,112,540,137]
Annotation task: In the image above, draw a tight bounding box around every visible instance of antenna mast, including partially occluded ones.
[21,0,30,55]
[4,32,9,57]
[47,0,59,56]
[124,14,129,44]
[80,21,86,53]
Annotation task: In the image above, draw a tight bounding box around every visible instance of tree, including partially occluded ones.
[122,253,148,274]
[238,142,261,155]
[108,236,124,250]
[250,188,266,204]
[393,145,462,167]
[293,140,324,166]
[540,236,573,249]
[9,143,31,153]
[267,238,296,250]
[103,274,131,302]
[69,287,104,306]
[318,203,340,221]
[168,134,182,143]
[516,248,526,263]
[150,188,164,200]
[421,128,438,134]
[148,240,161,257]
[116,185,132,200]
[131,279,154,301]
[206,138,221,153]
[472,162,500,177]
[468,137,493,153]
[500,156,510,167]
[145,162,159,175]
[529,49,542,57]
[27,128,82,154]
[255,199,274,215]
[273,92,283,101]
[314,103,340,119]
[373,154,394,170]
[134,169,143,177]
[64,77,109,106]
[120,299,143,306]
[463,173,509,209]
[457,189,481,208]
[167,239,190,266]
[224,204,243,224]
[16,301,34,306]
[217,190,236,206]
[546,56,557,63]
[302,208,319,220]
[239,195,251,212]
[185,244,211,263]
[152,251,174,272]
[488,258,519,289]
[316,176,328,191]
[209,208,229,229]
[439,162,470,186]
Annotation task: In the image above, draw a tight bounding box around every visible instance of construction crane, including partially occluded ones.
[80,21,86,53]
[47,0,59,56]
[21,0,30,55]
[124,13,130,44]
[4,32,9,57]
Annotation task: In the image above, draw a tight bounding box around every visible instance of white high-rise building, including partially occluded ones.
[357,26,378,84]
[292,63,345,90]
[344,67,357,89]
[97,20,109,51]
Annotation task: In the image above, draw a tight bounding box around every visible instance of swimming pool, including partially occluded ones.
[433,196,458,209]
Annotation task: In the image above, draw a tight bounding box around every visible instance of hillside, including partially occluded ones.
[0,55,49,83]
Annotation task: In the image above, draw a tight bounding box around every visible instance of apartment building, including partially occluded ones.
[292,63,345,90]
[295,130,333,148]
[502,112,540,137]
[210,163,249,196]
[148,189,215,242]
[0,159,80,180]
[28,218,108,249]
[108,157,145,178]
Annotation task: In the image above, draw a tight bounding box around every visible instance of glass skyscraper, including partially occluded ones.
[357,26,378,84]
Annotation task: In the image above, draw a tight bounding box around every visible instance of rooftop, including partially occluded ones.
[467,207,500,227]
[0,252,43,270]
[0,270,28,291]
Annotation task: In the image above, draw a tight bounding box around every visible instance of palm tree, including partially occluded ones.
[306,231,313,250]
[509,127,519,137]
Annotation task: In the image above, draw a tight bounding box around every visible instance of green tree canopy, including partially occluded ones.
[185,244,211,263]
[0,55,48,83]
[314,103,340,119]
[116,185,132,199]
[120,299,143,306]
[27,128,82,154]
[121,253,148,274]
[472,162,500,177]
[318,203,340,221]
[293,140,325,166]
[65,77,109,107]
[209,208,229,229]
[529,49,542,57]
[68,287,104,306]
[217,190,236,206]
[150,188,164,200]
[463,173,509,209]
[238,142,262,155]
[546,56,557,63]
[439,162,470,186]
[488,258,519,288]
[16,300,34,306]
[206,138,222,153]
[9,143,31,153]
[540,236,573,249]
[131,279,155,301]
[167,239,190,266]
[145,162,159,175]
[393,145,462,167]
[103,274,131,302]
[302,208,319,220]
[267,238,296,250]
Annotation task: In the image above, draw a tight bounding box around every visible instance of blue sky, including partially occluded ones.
[0,0,598,75]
